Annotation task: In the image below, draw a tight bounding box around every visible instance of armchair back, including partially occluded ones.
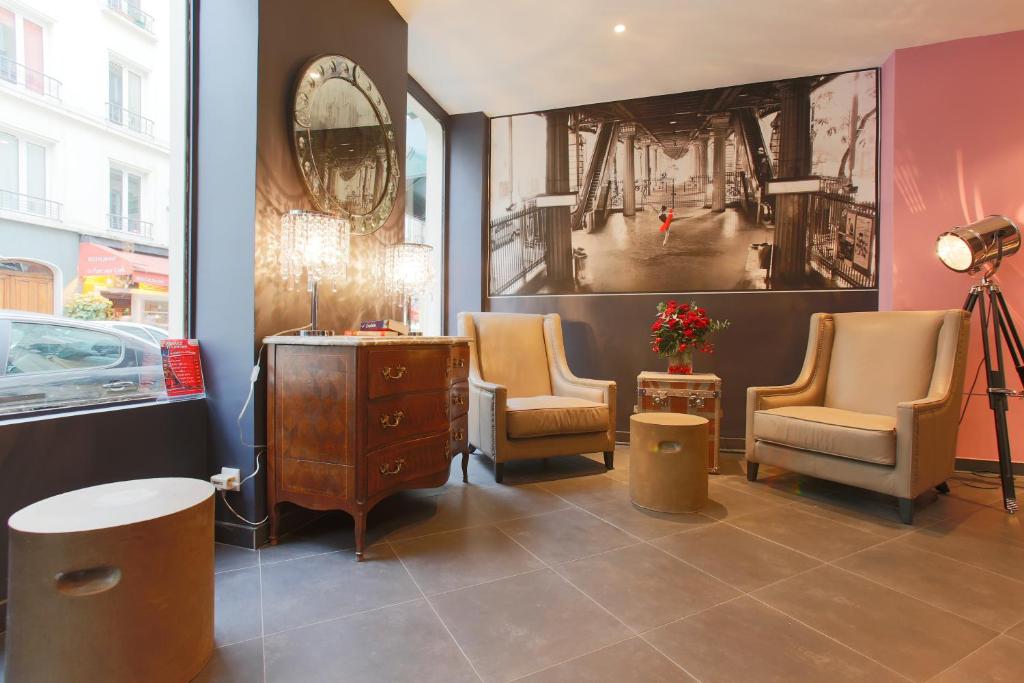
[823,311,962,417]
[459,312,552,398]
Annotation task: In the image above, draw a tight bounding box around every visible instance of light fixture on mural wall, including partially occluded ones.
[381,242,433,330]
[936,214,1022,515]
[279,210,350,336]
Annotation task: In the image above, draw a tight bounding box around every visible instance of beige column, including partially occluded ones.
[544,112,573,285]
[710,113,730,212]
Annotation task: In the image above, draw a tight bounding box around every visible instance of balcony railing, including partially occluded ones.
[0,190,63,221]
[0,56,62,101]
[106,0,155,33]
[107,214,154,238]
[106,102,155,138]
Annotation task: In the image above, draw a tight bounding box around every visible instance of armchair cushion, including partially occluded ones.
[753,406,897,466]
[506,396,609,439]
[475,314,553,398]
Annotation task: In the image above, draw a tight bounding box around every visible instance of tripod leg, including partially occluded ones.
[993,289,1024,387]
[964,288,980,312]
[984,289,1018,514]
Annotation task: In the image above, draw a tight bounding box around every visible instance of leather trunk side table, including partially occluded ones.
[629,413,709,513]
[6,478,215,683]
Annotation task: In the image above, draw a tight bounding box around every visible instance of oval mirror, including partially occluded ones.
[292,55,399,234]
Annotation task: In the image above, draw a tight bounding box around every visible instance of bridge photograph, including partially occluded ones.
[488,68,878,296]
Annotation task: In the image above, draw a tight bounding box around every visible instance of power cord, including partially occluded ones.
[222,323,311,527]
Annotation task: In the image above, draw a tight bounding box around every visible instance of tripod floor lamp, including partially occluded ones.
[936,215,1022,514]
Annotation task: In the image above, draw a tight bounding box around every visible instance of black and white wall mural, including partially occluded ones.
[487,68,879,296]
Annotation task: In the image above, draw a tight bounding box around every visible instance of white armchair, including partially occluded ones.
[457,312,617,483]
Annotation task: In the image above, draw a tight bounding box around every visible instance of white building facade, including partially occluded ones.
[0,0,181,330]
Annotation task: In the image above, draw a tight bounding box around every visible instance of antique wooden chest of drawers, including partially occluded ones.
[635,371,722,473]
[265,336,471,559]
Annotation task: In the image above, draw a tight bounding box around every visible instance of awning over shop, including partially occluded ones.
[78,243,169,289]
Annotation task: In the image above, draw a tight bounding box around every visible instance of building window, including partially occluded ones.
[0,6,59,99]
[0,130,57,219]
[108,60,151,137]
[0,1,190,417]
[404,93,445,336]
[108,165,148,237]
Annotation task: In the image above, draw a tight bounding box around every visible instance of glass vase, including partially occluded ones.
[668,350,694,375]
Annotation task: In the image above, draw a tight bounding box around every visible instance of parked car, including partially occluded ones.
[95,320,171,346]
[0,311,165,415]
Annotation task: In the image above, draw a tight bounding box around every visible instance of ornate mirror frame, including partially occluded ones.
[292,55,400,235]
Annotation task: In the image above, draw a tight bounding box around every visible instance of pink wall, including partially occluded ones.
[881,29,1024,462]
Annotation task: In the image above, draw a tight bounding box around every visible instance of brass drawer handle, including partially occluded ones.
[453,394,466,406]
[380,410,405,429]
[379,458,405,476]
[452,358,466,369]
[451,428,464,441]
[381,365,407,381]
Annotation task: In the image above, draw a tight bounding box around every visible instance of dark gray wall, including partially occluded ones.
[489,291,878,441]
[446,113,488,334]
[194,0,261,544]
[0,399,207,630]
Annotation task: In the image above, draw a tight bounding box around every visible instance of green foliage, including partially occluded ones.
[65,291,114,321]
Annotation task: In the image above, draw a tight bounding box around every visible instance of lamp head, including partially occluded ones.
[936,215,1020,275]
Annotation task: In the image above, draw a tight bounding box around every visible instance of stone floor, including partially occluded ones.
[2,447,1022,682]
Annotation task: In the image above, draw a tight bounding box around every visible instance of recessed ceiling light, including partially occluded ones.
[613,24,626,33]
[669,120,677,124]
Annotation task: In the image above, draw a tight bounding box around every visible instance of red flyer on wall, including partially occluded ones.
[160,339,206,398]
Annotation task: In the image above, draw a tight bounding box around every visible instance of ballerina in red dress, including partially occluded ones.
[659,207,675,245]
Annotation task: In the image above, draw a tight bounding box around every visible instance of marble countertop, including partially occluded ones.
[263,335,472,346]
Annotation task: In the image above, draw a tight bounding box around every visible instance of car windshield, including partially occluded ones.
[7,322,123,375]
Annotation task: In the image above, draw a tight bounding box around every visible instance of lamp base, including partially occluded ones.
[299,329,334,337]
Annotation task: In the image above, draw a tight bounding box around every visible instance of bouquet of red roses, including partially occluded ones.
[650,300,730,374]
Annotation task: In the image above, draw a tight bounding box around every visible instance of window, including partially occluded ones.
[108,60,150,136]
[108,165,147,236]
[0,1,190,416]
[0,7,57,99]
[0,131,53,219]
[404,93,445,336]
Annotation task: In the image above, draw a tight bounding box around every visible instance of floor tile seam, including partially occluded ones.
[260,595,426,640]
[258,548,268,683]
[215,563,263,576]
[385,540,487,683]
[846,532,1024,588]
[492,525,642,639]
[920,632,1004,682]
[634,631,707,682]
[417,565,555,600]
[734,499,909,543]
[503,633,640,683]
[743,592,917,683]
[825,562,1007,636]
[638,537,756,597]
[716,518,837,563]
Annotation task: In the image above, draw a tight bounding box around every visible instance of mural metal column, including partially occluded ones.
[695,132,710,207]
[545,111,573,286]
[710,113,730,212]
[621,124,636,217]
[772,78,813,284]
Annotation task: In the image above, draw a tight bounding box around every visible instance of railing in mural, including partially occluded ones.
[489,205,550,295]
[806,193,877,289]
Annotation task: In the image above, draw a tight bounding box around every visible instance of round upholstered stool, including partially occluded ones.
[629,413,709,513]
[6,478,215,683]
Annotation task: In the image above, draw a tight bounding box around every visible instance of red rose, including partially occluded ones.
[681,304,690,312]
[683,329,695,338]
[651,321,662,331]
[669,318,680,328]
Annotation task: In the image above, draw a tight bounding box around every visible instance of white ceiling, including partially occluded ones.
[390,0,1024,116]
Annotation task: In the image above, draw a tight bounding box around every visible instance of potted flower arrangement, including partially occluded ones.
[650,300,730,374]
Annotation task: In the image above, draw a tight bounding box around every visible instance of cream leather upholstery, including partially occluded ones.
[459,312,617,481]
[747,310,970,522]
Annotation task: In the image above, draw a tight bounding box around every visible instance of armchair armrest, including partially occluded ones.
[467,376,507,457]
[746,313,834,458]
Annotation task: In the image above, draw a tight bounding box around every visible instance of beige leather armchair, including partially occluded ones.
[746,310,970,523]
[458,312,617,483]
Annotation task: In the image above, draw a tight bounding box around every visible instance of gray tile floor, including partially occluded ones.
[1,448,1022,683]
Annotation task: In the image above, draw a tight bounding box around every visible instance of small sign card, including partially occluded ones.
[160,339,206,398]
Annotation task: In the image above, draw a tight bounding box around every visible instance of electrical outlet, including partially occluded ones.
[211,467,241,491]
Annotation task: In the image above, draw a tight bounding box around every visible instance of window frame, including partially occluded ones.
[0,1,197,421]
[405,78,450,335]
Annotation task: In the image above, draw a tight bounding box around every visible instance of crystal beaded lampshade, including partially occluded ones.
[278,210,350,290]
[381,242,434,297]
